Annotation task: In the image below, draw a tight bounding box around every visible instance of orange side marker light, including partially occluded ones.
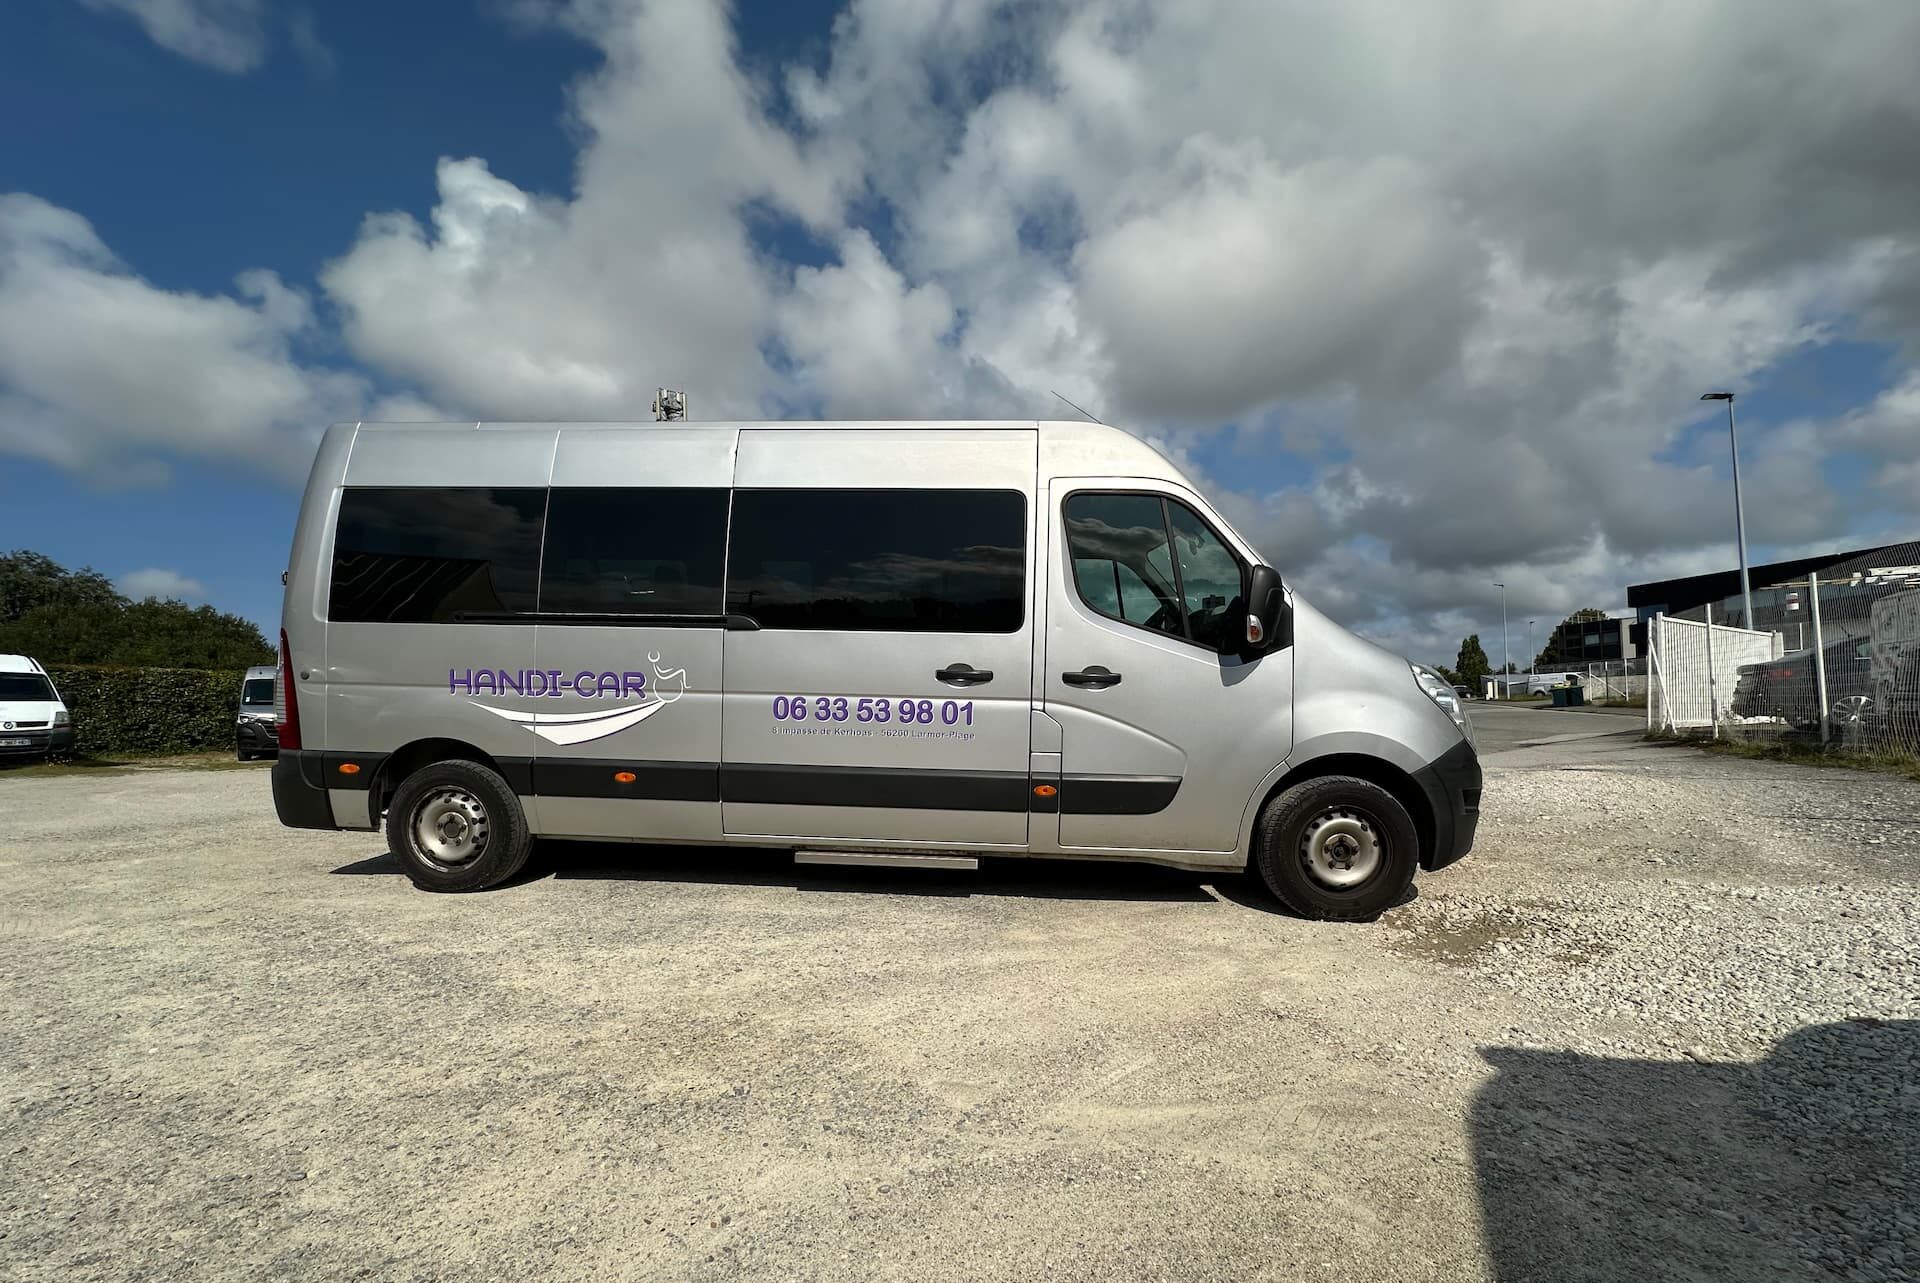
[337,762,361,776]
[1033,784,1057,797]
[614,771,637,783]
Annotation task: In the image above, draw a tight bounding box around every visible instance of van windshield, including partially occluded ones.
[0,673,56,702]
[241,678,274,706]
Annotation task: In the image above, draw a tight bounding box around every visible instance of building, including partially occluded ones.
[1544,616,1635,665]
[1626,539,1920,646]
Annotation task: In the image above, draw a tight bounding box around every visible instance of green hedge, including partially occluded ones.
[46,664,251,757]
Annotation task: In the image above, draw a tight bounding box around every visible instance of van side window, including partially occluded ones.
[1064,492,1247,649]
[1166,500,1248,651]
[539,488,728,617]
[727,490,1026,632]
[1065,494,1185,640]
[330,487,545,623]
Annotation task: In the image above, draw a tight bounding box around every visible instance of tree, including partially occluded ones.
[1531,607,1609,671]
[0,551,271,669]
[1454,634,1491,686]
[0,550,120,624]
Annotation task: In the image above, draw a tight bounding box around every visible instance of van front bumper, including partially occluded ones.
[0,727,72,759]
[236,718,279,754]
[1413,737,1481,871]
[272,751,338,830]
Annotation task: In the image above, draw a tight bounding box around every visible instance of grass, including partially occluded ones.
[0,750,268,779]
[1653,732,1920,783]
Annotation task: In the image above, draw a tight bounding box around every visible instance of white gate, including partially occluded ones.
[1648,610,1782,733]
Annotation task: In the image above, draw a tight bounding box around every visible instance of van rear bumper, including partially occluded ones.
[272,751,338,830]
[1413,737,1481,871]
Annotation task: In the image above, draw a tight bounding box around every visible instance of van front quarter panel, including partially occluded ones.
[1244,595,1481,871]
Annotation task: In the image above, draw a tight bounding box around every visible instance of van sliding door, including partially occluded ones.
[720,428,1038,848]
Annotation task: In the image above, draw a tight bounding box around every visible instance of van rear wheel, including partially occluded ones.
[1253,776,1417,921]
[387,760,532,892]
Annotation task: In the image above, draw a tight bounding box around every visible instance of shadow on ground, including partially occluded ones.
[333,841,1285,907]
[1473,1019,1916,1282]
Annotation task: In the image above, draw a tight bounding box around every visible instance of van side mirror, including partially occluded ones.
[1243,564,1289,653]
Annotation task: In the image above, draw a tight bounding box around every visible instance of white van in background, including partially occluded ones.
[236,665,278,761]
[0,655,74,764]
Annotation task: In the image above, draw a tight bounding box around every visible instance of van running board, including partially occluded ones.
[794,851,980,871]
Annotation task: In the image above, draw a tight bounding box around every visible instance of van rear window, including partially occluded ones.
[727,490,1026,632]
[330,488,546,623]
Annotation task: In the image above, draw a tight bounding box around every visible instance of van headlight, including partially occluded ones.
[1412,664,1473,742]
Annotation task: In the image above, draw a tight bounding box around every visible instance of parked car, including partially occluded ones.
[0,655,75,764]
[235,664,278,761]
[1731,635,1875,730]
[1452,684,1473,700]
[1869,588,1920,736]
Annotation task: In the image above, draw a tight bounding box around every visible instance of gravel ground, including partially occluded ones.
[1,706,1914,1282]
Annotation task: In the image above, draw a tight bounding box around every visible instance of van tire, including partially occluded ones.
[387,759,533,893]
[1253,775,1417,922]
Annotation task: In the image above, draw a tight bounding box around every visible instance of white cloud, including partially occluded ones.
[74,0,266,73]
[0,194,376,483]
[118,567,207,601]
[321,0,850,422]
[287,8,335,78]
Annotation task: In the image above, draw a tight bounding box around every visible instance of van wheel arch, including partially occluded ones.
[372,737,513,827]
[1257,754,1434,870]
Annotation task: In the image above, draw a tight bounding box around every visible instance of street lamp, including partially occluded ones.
[1700,392,1754,627]
[1528,620,1535,680]
[1492,581,1509,698]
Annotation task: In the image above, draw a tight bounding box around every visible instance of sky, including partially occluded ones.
[2,0,1918,668]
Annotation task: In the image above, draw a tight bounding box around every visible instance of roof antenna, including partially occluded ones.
[1051,390,1104,424]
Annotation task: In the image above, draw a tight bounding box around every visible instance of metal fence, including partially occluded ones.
[1583,657,1647,706]
[1648,548,1920,761]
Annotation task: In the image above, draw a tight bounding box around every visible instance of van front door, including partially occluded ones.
[1041,480,1292,856]
[720,428,1037,848]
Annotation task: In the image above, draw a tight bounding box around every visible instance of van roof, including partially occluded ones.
[343,418,1127,434]
[244,665,277,679]
[333,419,1185,488]
[0,654,48,675]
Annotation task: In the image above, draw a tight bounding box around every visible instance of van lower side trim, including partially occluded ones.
[295,753,1182,816]
[1058,774,1182,815]
[533,759,720,801]
[721,763,1031,812]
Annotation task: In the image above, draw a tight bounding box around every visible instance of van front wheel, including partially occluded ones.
[1253,776,1417,921]
[387,760,533,892]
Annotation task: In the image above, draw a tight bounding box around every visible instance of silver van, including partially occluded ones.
[272,421,1479,920]
[235,664,278,760]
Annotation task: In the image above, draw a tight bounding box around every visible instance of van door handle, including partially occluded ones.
[935,663,994,686]
[1062,666,1122,689]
